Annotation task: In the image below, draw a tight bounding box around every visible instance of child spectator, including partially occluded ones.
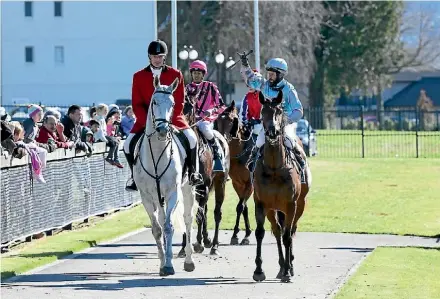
[120,105,135,138]
[23,104,43,143]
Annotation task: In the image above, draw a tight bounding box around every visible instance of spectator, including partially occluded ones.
[23,104,43,143]
[81,126,94,144]
[43,109,67,142]
[36,115,74,149]
[61,105,93,157]
[1,120,26,158]
[120,105,135,138]
[10,121,46,183]
[89,117,123,168]
[0,107,11,122]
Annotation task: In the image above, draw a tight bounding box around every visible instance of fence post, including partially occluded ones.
[361,105,365,158]
[415,106,419,158]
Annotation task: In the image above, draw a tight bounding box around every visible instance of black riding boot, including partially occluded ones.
[293,146,306,184]
[124,152,138,191]
[208,137,225,172]
[189,147,204,186]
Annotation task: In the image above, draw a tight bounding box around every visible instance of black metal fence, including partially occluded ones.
[303,107,440,158]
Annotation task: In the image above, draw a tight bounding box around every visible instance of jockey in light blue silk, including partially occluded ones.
[240,56,307,182]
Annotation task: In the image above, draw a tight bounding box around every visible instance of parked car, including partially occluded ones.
[296,119,317,157]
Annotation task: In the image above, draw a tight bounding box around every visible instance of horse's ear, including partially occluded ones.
[258,91,266,105]
[230,100,235,108]
[153,75,160,89]
[169,77,180,93]
[274,90,283,105]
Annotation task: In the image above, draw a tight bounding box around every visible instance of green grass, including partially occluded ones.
[316,130,440,158]
[2,158,439,280]
[335,247,440,299]
[211,158,440,237]
[1,206,149,280]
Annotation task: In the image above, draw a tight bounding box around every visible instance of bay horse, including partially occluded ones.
[216,101,254,246]
[133,76,197,276]
[178,94,230,256]
[252,90,311,283]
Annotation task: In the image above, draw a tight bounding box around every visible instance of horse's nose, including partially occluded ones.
[267,125,276,137]
[156,124,168,137]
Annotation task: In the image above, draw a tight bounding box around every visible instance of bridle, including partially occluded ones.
[139,88,176,207]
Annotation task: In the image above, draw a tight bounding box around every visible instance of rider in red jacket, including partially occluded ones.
[123,40,203,191]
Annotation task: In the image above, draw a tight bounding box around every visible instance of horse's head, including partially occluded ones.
[259,91,285,143]
[216,100,239,141]
[150,76,178,139]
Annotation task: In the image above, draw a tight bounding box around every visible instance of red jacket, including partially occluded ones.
[36,126,70,149]
[240,91,263,123]
[130,65,189,134]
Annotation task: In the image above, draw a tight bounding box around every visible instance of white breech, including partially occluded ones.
[196,120,214,141]
[124,133,135,154]
[255,123,297,149]
[252,123,263,135]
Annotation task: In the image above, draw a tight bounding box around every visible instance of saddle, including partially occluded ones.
[257,143,305,176]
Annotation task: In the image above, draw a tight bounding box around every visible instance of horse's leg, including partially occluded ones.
[280,202,297,283]
[230,197,245,245]
[202,193,212,248]
[193,192,205,253]
[141,194,165,273]
[161,190,179,276]
[288,195,305,275]
[182,183,196,272]
[210,178,226,255]
[270,211,285,279]
[240,201,253,245]
[253,199,266,282]
[177,232,186,258]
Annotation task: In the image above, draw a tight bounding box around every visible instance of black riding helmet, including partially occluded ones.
[148,40,168,56]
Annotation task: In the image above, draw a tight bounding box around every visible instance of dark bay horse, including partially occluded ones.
[216,101,254,246]
[178,95,230,256]
[252,91,311,283]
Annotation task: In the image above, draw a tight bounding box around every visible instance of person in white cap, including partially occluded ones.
[23,104,43,143]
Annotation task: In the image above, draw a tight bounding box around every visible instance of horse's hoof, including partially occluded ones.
[210,247,220,256]
[290,267,294,277]
[184,262,195,272]
[230,236,239,245]
[240,238,250,245]
[193,242,205,253]
[159,266,175,276]
[203,239,213,248]
[253,271,266,282]
[280,275,291,283]
[177,248,186,258]
[276,269,284,279]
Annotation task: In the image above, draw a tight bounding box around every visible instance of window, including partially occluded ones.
[54,46,64,63]
[25,46,34,63]
[24,1,33,17]
[54,1,62,17]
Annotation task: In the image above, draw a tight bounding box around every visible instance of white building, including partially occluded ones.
[1,1,157,106]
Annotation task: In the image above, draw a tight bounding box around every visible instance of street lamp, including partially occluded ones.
[225,56,235,69]
[188,46,198,60]
[178,45,189,60]
[215,50,225,64]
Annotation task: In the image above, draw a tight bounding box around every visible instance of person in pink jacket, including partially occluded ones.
[185,60,226,172]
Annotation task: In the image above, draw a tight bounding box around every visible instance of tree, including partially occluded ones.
[308,1,404,128]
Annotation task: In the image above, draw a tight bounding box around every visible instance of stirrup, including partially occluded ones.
[125,178,138,192]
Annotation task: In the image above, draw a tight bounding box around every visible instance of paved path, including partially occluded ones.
[2,229,438,299]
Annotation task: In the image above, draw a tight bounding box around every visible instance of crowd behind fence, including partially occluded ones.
[303,106,439,158]
[0,143,139,247]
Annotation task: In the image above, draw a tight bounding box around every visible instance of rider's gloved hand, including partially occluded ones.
[238,52,249,67]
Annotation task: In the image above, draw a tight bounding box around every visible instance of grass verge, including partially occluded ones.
[335,247,440,299]
[1,205,149,280]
